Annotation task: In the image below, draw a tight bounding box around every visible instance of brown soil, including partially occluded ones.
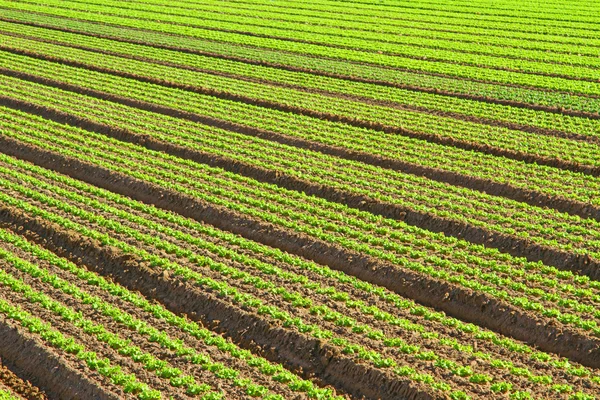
[3,171,599,398]
[0,244,254,399]
[4,60,600,223]
[3,104,600,288]
[1,141,600,373]
[0,357,46,400]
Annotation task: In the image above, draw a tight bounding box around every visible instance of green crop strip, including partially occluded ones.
[2,68,599,217]
[3,152,593,381]
[4,0,600,86]
[0,297,161,399]
[0,256,225,398]
[3,171,570,393]
[3,157,600,389]
[2,0,600,96]
[0,228,341,400]
[0,140,596,394]
[5,20,599,140]
[0,390,20,400]
[3,9,598,114]
[3,111,600,339]
[66,0,600,58]
[3,34,600,181]
[25,0,600,79]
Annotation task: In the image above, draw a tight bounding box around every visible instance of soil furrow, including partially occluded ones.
[3,92,600,226]
[1,140,600,370]
[3,95,600,269]
[14,158,597,380]
[0,357,46,400]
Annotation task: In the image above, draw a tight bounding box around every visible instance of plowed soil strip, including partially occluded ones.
[4,101,600,286]
[4,151,597,390]
[0,302,125,400]
[0,358,46,400]
[0,193,596,396]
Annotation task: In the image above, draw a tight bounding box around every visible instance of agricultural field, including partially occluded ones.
[0,0,599,399]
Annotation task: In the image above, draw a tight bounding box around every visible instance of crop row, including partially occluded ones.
[19,0,600,44]
[4,78,597,272]
[3,151,592,374]
[295,0,599,17]
[1,153,598,400]
[3,1,600,95]
[2,49,600,213]
[3,107,600,343]
[4,20,598,141]
[0,227,353,400]
[4,34,600,178]
[219,0,600,29]
[4,72,600,260]
[0,184,477,399]
[28,0,600,67]
[0,277,165,399]
[3,9,598,114]
[0,391,19,400]
[124,0,600,52]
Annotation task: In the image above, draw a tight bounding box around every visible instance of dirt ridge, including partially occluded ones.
[2,83,600,220]
[2,137,600,369]
[0,358,47,400]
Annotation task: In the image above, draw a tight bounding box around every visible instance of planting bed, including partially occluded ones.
[0,0,599,399]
